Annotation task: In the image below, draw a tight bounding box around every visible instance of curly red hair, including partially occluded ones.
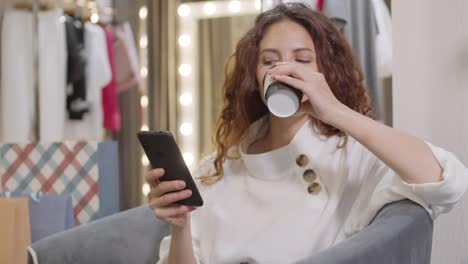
[199,3,374,184]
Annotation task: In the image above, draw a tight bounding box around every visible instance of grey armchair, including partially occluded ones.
[28,199,433,264]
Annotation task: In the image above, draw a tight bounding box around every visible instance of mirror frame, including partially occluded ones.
[176,0,260,169]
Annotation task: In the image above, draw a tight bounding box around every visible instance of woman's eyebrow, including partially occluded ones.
[293,48,315,53]
[260,48,315,54]
[260,48,280,55]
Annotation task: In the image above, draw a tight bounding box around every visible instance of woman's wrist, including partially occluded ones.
[171,224,190,235]
[168,215,197,264]
[322,102,353,130]
[170,214,192,235]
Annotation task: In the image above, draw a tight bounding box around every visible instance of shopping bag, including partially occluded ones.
[0,193,74,242]
[0,197,31,264]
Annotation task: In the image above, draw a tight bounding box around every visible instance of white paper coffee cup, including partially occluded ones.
[263,73,302,118]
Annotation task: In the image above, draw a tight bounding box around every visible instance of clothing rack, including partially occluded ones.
[18,0,116,141]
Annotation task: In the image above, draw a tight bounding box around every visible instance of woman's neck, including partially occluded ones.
[248,113,310,154]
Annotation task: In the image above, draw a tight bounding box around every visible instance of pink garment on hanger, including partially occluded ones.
[316,0,324,11]
[102,27,121,132]
[113,22,141,93]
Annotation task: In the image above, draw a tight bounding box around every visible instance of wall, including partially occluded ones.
[392,1,468,263]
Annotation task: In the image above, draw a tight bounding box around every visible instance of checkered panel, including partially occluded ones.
[0,142,99,225]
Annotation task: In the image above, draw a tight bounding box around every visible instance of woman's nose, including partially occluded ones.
[273,61,295,66]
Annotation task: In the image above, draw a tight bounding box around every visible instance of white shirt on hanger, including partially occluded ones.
[157,115,468,264]
[63,22,111,140]
[1,8,67,143]
[372,0,392,78]
[38,9,68,142]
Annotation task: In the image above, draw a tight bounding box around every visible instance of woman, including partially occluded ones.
[147,4,468,264]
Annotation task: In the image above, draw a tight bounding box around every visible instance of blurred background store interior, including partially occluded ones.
[0,1,467,263]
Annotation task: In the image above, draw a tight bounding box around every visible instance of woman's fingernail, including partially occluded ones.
[179,181,186,188]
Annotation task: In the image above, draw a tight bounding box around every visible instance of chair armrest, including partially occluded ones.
[295,200,433,264]
[29,200,433,264]
[28,206,169,264]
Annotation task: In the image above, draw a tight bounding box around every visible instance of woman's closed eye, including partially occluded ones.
[262,59,279,66]
[295,59,311,64]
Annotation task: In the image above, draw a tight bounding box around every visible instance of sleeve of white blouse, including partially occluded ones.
[344,141,468,236]
[156,153,217,264]
[400,142,468,215]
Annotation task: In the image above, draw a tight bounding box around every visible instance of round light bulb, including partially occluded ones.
[140,95,149,108]
[179,93,192,106]
[203,2,216,15]
[180,122,193,136]
[141,125,149,131]
[90,13,99,24]
[141,154,150,166]
[139,6,148,20]
[142,183,150,196]
[140,35,148,48]
[229,1,241,13]
[183,152,194,166]
[178,64,192,77]
[140,66,148,78]
[178,34,191,47]
[177,4,191,17]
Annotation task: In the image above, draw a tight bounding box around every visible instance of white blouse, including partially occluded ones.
[157,116,468,264]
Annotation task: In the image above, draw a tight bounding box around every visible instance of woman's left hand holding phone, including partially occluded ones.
[146,168,199,264]
[146,168,198,228]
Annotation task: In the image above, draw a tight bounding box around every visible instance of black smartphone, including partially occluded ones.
[137,131,203,207]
